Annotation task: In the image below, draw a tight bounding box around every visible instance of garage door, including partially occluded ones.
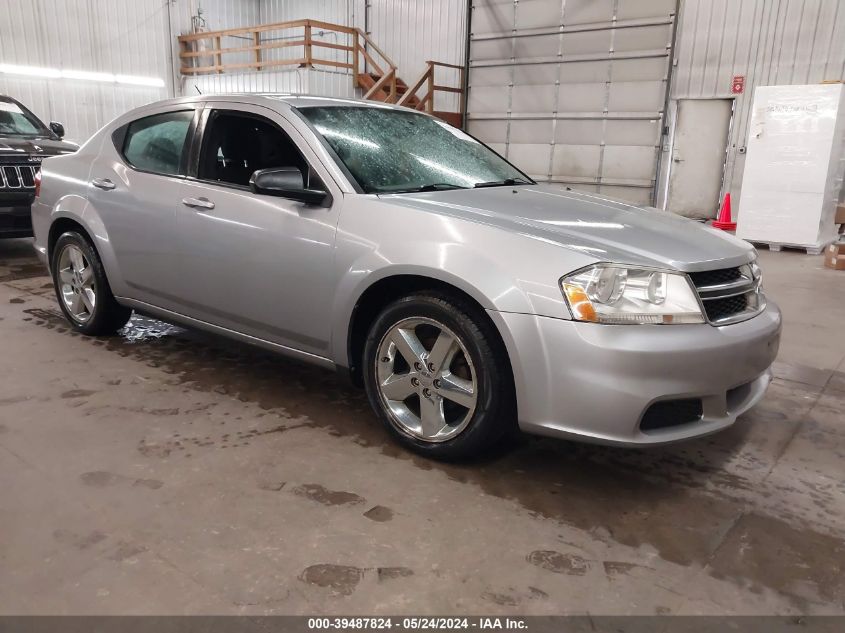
[467,0,678,205]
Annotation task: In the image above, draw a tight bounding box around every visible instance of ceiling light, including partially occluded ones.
[0,63,164,88]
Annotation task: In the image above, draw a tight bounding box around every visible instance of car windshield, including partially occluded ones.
[299,106,531,194]
[0,98,52,137]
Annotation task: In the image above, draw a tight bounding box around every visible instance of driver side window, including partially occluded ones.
[198,111,324,190]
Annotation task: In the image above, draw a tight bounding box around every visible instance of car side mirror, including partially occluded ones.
[49,121,65,138]
[249,167,330,206]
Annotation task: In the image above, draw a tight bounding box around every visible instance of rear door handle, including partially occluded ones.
[182,197,215,210]
[91,178,116,190]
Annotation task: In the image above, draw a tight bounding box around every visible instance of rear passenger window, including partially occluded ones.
[122,111,193,176]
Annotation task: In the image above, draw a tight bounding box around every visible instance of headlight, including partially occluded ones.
[561,265,705,325]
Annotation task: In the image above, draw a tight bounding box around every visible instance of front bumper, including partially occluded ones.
[490,302,782,446]
[0,196,34,238]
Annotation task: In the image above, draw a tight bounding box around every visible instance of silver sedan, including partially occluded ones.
[31,95,781,459]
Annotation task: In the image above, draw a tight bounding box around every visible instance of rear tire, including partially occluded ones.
[51,231,132,335]
[363,292,516,460]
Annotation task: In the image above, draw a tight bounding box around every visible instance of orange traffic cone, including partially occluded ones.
[712,193,736,231]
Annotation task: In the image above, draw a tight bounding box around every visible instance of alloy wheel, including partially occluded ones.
[57,244,96,323]
[375,317,478,442]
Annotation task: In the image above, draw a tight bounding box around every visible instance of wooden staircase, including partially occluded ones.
[357,72,421,109]
[178,19,464,127]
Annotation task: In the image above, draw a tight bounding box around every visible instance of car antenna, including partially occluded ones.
[194,85,202,94]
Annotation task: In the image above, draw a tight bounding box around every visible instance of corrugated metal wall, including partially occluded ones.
[188,68,357,97]
[0,0,264,143]
[0,0,176,143]
[260,0,358,25]
[662,0,845,214]
[194,0,260,30]
[0,0,466,142]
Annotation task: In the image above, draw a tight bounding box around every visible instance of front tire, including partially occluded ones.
[363,292,516,460]
[51,231,131,335]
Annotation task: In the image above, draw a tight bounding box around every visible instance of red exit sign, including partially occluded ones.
[732,75,745,94]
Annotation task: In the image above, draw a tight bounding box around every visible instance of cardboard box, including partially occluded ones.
[824,243,845,270]
[836,203,845,225]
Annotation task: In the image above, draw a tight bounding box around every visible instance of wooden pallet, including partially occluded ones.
[750,241,828,256]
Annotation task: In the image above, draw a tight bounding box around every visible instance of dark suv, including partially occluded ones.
[1,95,78,238]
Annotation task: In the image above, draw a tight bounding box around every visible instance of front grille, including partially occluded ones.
[641,398,703,431]
[0,164,38,190]
[689,264,763,325]
[688,267,742,287]
[702,293,749,322]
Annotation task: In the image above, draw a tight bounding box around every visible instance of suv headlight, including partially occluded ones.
[561,265,705,325]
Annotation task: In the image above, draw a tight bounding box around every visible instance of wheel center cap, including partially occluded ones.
[418,372,433,387]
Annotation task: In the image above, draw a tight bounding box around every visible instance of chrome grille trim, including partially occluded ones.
[0,164,38,190]
[689,264,765,326]
[695,278,754,296]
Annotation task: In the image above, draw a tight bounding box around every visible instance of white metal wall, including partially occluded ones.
[0,0,265,143]
[188,68,357,97]
[195,0,260,30]
[662,0,845,215]
[0,0,176,143]
[260,0,358,25]
[0,0,468,142]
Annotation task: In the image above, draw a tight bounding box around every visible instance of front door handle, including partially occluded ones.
[182,197,215,210]
[91,177,116,190]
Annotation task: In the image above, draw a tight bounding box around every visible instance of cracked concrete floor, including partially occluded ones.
[0,238,843,615]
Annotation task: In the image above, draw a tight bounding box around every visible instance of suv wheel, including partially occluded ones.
[363,292,515,460]
[51,231,132,335]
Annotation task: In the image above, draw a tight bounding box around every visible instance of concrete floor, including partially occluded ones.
[0,237,843,615]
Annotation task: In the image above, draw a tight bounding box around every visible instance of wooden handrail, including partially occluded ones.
[426,60,464,70]
[355,28,397,70]
[181,40,306,59]
[398,70,429,107]
[179,19,397,80]
[178,18,349,42]
[397,61,465,123]
[357,45,385,77]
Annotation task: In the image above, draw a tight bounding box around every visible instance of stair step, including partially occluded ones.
[357,70,425,110]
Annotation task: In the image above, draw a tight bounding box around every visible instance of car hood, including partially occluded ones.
[0,136,79,157]
[379,184,755,272]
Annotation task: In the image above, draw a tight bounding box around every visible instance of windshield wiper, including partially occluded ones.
[473,178,532,188]
[376,183,467,194]
[415,183,467,192]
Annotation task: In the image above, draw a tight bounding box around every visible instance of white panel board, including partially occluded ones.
[736,84,844,248]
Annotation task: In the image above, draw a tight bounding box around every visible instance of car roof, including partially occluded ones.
[148,93,411,112]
